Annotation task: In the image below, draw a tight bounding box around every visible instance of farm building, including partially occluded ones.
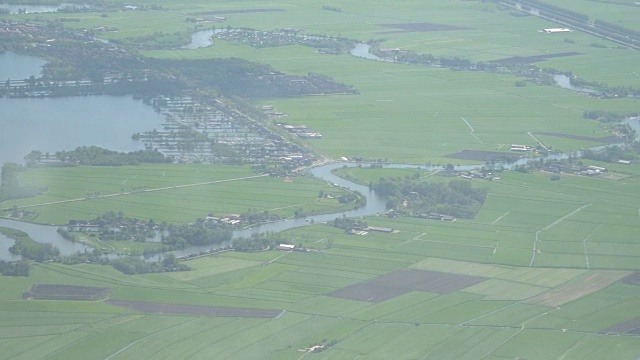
[511,144,531,152]
[366,226,394,233]
[543,28,571,33]
[277,244,295,251]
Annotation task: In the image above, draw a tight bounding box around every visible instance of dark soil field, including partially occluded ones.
[621,272,640,285]
[23,284,111,301]
[534,132,621,144]
[376,22,471,33]
[189,9,284,16]
[491,52,582,65]
[444,149,520,162]
[329,269,485,303]
[105,300,283,318]
[599,318,640,334]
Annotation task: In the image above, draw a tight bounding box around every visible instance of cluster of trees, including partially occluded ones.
[582,145,638,163]
[110,253,189,275]
[214,27,354,54]
[374,178,488,219]
[5,229,60,262]
[49,146,170,166]
[583,110,630,123]
[241,208,281,225]
[232,233,282,252]
[0,260,30,276]
[332,216,367,231]
[162,221,232,248]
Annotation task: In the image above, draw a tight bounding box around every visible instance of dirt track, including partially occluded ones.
[24,284,111,301]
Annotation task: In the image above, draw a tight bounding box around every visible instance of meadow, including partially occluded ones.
[1,164,354,224]
[0,166,639,357]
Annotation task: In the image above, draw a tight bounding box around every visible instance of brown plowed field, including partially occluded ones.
[491,52,582,65]
[534,132,621,144]
[599,318,640,334]
[329,269,485,303]
[106,299,283,318]
[621,272,640,285]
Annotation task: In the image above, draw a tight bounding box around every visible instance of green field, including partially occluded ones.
[1,164,355,224]
[3,165,639,358]
[1,0,640,358]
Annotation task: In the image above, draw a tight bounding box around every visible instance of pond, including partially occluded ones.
[182,29,228,49]
[553,74,599,94]
[0,51,46,80]
[350,43,392,62]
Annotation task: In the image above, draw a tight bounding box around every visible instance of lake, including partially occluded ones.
[0,53,168,166]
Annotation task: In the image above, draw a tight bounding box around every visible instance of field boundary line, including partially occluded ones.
[528,131,548,151]
[104,317,201,360]
[478,309,555,360]
[491,211,510,225]
[461,116,483,144]
[398,228,429,246]
[583,224,602,270]
[529,230,541,267]
[542,203,592,231]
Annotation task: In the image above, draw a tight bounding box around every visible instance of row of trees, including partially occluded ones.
[0,261,30,276]
[110,253,189,275]
[38,146,171,166]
